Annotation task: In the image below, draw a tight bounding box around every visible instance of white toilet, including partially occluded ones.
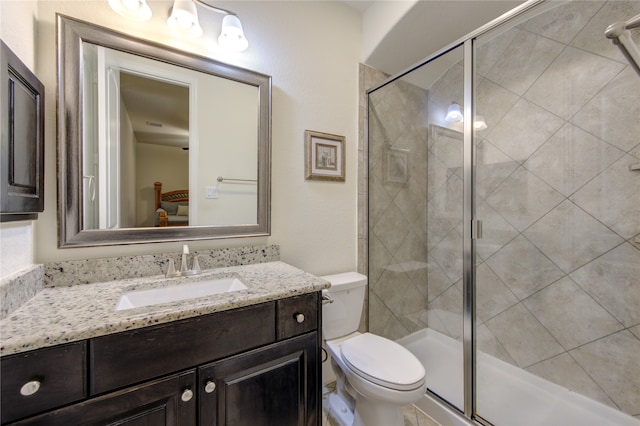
[321,272,426,426]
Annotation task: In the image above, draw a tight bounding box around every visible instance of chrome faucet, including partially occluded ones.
[166,244,201,278]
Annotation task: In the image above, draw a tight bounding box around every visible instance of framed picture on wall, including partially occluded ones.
[304,130,345,182]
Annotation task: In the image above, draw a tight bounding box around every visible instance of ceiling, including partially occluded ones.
[343,0,525,76]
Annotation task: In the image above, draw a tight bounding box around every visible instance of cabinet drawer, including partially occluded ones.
[90,301,275,395]
[276,292,318,340]
[0,342,86,424]
[12,370,196,426]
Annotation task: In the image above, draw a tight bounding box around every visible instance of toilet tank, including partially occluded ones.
[321,272,367,340]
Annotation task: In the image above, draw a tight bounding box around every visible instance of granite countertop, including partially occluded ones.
[0,261,329,356]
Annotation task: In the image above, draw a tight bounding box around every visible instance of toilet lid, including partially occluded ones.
[340,333,425,391]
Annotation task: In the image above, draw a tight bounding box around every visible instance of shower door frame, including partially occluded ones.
[366,1,547,423]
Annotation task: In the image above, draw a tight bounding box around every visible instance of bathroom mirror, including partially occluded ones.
[57,15,271,247]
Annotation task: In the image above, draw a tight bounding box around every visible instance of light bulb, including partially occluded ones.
[108,0,152,20]
[121,0,140,11]
[177,14,193,29]
[218,15,249,52]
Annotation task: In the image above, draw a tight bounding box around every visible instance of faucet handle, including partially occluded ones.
[192,255,201,273]
[166,258,177,277]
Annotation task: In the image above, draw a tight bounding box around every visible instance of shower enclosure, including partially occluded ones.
[366,1,640,424]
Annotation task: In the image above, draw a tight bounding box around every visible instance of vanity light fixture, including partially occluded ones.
[167,0,249,52]
[108,0,152,20]
[218,14,249,52]
[167,0,204,38]
[445,102,463,123]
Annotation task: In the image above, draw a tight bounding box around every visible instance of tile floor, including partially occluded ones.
[321,383,441,426]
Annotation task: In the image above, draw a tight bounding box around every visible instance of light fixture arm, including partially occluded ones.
[192,0,236,16]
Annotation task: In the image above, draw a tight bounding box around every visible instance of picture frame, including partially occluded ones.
[385,146,410,184]
[0,40,45,222]
[304,130,345,182]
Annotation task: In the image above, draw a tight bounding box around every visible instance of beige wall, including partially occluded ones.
[2,0,361,277]
[0,1,38,278]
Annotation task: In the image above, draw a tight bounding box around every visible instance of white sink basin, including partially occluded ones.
[116,277,248,311]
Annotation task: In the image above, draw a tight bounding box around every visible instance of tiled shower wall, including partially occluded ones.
[367,73,431,338]
[365,0,639,419]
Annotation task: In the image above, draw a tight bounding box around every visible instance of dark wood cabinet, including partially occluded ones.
[1,292,321,426]
[0,40,45,222]
[0,342,86,424]
[11,370,196,426]
[199,332,319,426]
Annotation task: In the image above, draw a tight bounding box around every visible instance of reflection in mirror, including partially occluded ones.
[58,15,271,247]
[81,43,258,231]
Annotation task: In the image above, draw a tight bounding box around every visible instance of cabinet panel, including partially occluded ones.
[0,40,45,221]
[276,293,318,341]
[90,302,275,394]
[0,342,86,423]
[11,370,196,426]
[199,332,319,426]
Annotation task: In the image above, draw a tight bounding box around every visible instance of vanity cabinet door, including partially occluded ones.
[9,370,196,426]
[199,332,319,426]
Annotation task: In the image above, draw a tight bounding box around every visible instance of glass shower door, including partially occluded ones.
[367,45,466,413]
[473,1,640,424]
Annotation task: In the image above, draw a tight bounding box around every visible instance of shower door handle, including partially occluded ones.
[471,220,483,240]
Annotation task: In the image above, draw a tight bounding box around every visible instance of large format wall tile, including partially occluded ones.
[521,1,604,44]
[485,167,564,232]
[486,235,564,300]
[570,330,640,414]
[523,276,623,350]
[571,0,640,63]
[475,263,519,324]
[571,67,640,153]
[524,352,617,409]
[475,140,519,202]
[524,123,624,197]
[571,154,640,239]
[475,201,519,261]
[485,30,564,96]
[485,303,564,367]
[570,242,640,328]
[523,200,623,273]
[524,46,624,120]
[484,99,565,162]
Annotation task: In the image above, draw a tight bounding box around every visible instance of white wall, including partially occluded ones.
[0,1,38,278]
[20,1,360,276]
[195,75,258,226]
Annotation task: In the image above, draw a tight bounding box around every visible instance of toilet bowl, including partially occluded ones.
[321,273,426,426]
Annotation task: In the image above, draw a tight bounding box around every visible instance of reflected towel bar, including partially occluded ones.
[217,176,257,183]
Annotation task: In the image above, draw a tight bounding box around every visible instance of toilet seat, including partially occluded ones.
[340,333,425,391]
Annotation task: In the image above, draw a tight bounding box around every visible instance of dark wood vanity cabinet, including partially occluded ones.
[199,332,318,426]
[1,292,321,426]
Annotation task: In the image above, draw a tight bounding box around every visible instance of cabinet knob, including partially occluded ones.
[20,380,41,396]
[204,380,216,393]
[181,388,194,402]
[295,313,305,323]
